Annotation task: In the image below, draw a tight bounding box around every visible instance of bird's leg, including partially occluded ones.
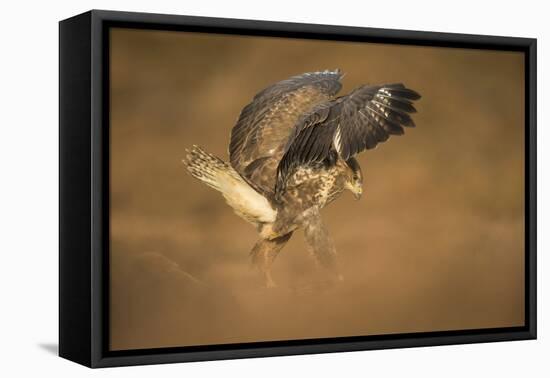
[302,211,343,282]
[250,233,293,288]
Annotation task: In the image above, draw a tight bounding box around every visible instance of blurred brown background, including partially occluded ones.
[109,28,525,351]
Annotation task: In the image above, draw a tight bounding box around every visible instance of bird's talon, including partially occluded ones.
[265,278,277,288]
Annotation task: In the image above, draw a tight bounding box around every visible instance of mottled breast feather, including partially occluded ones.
[229,70,343,197]
[276,83,421,197]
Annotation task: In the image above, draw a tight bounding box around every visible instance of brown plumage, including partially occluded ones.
[184,70,421,287]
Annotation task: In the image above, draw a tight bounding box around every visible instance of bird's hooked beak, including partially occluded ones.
[346,181,363,200]
[352,186,362,201]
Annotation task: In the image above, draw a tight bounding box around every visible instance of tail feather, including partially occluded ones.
[184,145,240,191]
[183,146,277,224]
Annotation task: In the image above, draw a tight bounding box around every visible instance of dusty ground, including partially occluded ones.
[109,28,525,350]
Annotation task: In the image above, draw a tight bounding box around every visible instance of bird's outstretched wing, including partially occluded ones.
[276,84,421,195]
[229,70,343,196]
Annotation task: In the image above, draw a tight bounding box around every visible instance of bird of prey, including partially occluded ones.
[184,70,420,287]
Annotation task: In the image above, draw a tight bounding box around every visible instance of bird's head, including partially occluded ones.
[344,157,363,200]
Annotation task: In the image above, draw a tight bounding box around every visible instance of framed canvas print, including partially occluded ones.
[59,10,536,368]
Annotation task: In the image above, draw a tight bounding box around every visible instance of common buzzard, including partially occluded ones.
[184,70,421,287]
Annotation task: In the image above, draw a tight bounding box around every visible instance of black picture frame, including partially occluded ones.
[59,9,537,368]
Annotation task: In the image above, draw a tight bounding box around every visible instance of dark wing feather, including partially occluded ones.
[229,70,343,196]
[276,84,421,195]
